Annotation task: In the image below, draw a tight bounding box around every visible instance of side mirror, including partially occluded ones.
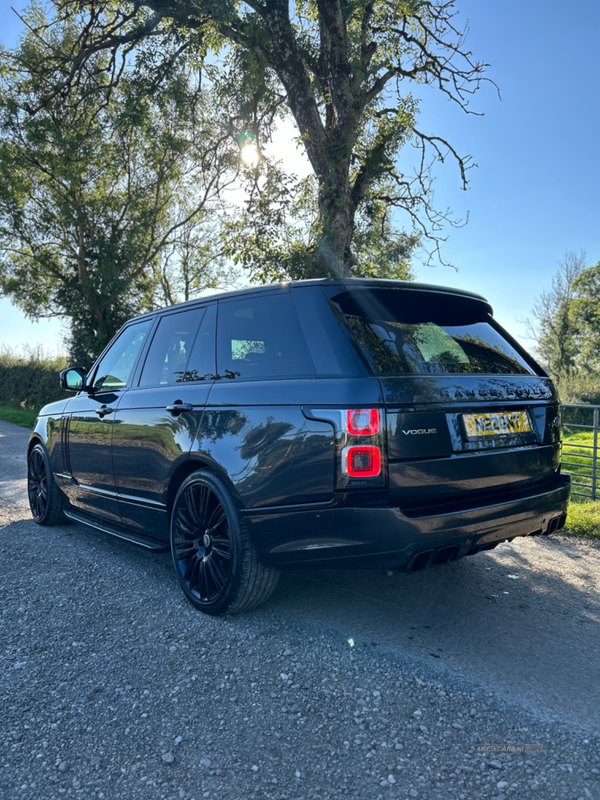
[60,366,88,393]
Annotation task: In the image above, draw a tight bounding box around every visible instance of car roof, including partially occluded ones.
[128,278,492,323]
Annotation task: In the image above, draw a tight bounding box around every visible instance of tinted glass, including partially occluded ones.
[330,289,535,376]
[217,293,315,379]
[139,308,205,387]
[183,303,217,382]
[92,320,152,391]
[292,287,365,376]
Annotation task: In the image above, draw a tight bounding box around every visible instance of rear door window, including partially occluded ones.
[183,303,217,382]
[329,288,536,376]
[217,293,315,379]
[139,308,205,387]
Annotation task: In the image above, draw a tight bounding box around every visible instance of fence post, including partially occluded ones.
[594,407,599,501]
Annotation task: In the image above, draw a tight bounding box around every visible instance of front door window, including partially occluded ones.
[91,321,152,392]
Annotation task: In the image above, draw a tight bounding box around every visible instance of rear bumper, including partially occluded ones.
[247,473,571,570]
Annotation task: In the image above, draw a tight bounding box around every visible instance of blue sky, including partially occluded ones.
[1,0,599,355]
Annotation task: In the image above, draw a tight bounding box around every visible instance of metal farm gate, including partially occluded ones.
[561,404,600,500]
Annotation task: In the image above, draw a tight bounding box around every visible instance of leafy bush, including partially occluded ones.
[0,347,68,411]
[559,373,600,406]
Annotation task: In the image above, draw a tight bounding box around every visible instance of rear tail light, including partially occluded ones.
[342,445,381,478]
[346,408,379,436]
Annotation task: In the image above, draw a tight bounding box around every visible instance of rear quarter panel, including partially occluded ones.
[192,377,383,509]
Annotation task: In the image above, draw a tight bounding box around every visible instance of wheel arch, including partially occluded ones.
[166,454,243,523]
[27,433,45,459]
[28,413,49,456]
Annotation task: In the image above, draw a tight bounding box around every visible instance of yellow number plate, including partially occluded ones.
[463,410,532,438]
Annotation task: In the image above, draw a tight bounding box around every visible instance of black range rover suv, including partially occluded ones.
[27,279,570,615]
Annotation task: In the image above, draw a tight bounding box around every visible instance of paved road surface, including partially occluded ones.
[1,418,599,800]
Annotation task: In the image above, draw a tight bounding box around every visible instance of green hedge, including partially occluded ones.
[0,349,69,411]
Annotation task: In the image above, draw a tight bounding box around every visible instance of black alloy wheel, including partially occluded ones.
[28,446,47,521]
[170,470,279,615]
[173,481,232,602]
[27,443,67,526]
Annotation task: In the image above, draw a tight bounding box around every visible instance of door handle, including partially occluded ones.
[166,402,194,414]
[95,405,113,418]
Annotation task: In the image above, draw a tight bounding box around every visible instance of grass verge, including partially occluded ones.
[562,496,600,540]
[0,402,38,429]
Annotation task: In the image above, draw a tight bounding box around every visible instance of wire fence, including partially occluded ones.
[561,404,599,500]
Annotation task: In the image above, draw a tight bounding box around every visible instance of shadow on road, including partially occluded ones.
[2,412,599,733]
[2,504,599,732]
[270,536,600,731]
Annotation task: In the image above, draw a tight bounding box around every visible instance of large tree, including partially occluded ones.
[44,0,490,279]
[0,4,239,363]
[526,251,587,387]
[526,251,600,402]
[572,260,600,372]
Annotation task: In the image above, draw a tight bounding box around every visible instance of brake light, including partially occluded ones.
[346,408,379,436]
[343,445,381,478]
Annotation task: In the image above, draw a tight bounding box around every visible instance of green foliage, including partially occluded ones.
[559,373,600,406]
[222,168,416,283]
[0,402,39,428]
[47,0,491,278]
[528,251,600,401]
[572,262,600,370]
[563,496,600,540]
[351,193,417,280]
[0,3,239,365]
[0,347,67,411]
[528,252,582,386]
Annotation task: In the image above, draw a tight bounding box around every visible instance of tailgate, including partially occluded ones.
[382,375,562,508]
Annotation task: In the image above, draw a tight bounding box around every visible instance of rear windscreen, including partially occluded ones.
[329,289,536,376]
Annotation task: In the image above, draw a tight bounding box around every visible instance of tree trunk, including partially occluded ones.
[256,1,358,278]
[311,171,356,278]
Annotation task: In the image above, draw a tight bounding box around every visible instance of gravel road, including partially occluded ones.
[1,417,599,800]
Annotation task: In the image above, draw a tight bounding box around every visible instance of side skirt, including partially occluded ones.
[64,509,169,552]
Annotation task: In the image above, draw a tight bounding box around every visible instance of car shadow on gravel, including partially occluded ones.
[271,536,600,730]
[3,515,599,731]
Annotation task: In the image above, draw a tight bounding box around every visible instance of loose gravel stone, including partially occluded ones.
[1,418,599,800]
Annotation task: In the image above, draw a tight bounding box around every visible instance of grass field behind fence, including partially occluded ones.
[562,427,596,493]
[560,427,600,539]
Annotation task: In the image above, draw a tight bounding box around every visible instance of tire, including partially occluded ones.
[27,443,67,526]
[170,470,280,616]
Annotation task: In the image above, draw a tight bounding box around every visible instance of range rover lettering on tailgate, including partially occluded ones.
[27,280,570,615]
